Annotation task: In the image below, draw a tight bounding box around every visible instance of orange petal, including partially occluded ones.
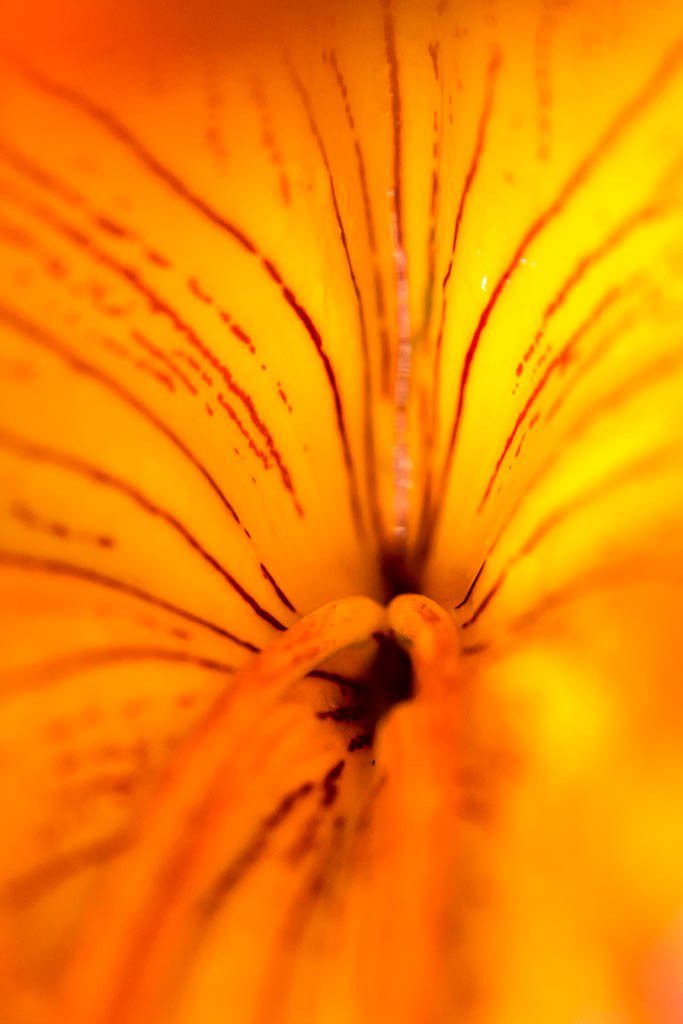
[0,0,682,1022]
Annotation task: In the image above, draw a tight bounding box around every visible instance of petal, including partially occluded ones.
[0,2,393,1010]
[406,0,683,1015]
[1,0,683,1022]
[57,597,384,1024]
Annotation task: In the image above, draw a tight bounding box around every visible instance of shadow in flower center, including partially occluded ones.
[314,549,423,747]
[347,630,414,746]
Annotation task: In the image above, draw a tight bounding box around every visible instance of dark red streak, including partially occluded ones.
[95,748,342,1023]
[0,185,302,514]
[187,276,212,303]
[321,758,345,807]
[0,138,172,273]
[544,296,652,425]
[7,59,257,248]
[201,780,315,918]
[282,282,362,529]
[516,202,661,377]
[327,49,386,540]
[478,285,627,510]
[460,578,504,629]
[464,302,653,601]
[259,562,297,613]
[9,58,359,529]
[316,706,363,723]
[251,79,293,207]
[0,139,256,367]
[131,329,198,395]
[306,669,364,692]
[328,49,391,392]
[172,349,213,387]
[94,215,130,240]
[461,643,490,657]
[289,66,370,539]
[0,429,289,629]
[146,250,171,269]
[424,107,442,324]
[454,559,487,609]
[462,438,683,629]
[428,42,440,82]
[216,394,272,470]
[428,39,683,547]
[97,339,176,395]
[10,500,114,549]
[0,550,259,650]
[0,136,82,206]
[0,303,250,533]
[417,49,500,556]
[0,645,236,692]
[229,322,256,354]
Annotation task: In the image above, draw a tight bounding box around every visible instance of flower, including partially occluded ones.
[0,0,683,1020]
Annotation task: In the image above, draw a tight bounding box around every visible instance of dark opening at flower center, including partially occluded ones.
[322,632,414,756]
[379,546,422,603]
[365,630,415,724]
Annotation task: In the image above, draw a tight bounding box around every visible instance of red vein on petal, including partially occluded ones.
[0,429,290,627]
[417,48,501,556]
[5,57,361,530]
[425,38,683,551]
[478,282,633,510]
[0,551,259,650]
[0,185,304,515]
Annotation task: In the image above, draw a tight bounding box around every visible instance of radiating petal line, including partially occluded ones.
[0,302,249,533]
[0,551,259,650]
[0,181,304,516]
[425,37,683,552]
[0,428,290,627]
[287,64,377,542]
[2,52,364,532]
[0,646,236,696]
[460,438,683,630]
[416,47,501,559]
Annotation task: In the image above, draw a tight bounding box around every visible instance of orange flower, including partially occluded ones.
[1,0,682,1021]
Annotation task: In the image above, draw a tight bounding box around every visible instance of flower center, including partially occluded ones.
[57,595,462,1023]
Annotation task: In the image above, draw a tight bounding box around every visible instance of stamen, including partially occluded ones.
[58,596,386,1024]
[57,594,461,1024]
[388,593,461,701]
[361,595,463,1020]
